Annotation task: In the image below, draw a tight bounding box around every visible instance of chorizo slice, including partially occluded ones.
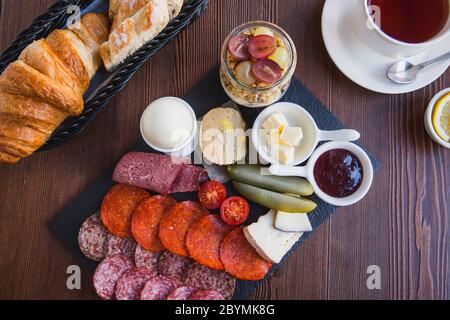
[131,195,176,252]
[186,214,233,270]
[159,201,209,257]
[101,184,149,238]
[219,227,272,281]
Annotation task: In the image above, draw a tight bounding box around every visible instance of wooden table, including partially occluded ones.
[0,0,449,300]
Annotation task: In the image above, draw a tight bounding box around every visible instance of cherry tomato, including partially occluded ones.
[220,196,250,226]
[248,35,277,59]
[228,34,250,60]
[252,59,283,84]
[198,181,227,210]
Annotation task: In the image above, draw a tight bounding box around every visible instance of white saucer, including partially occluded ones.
[321,0,450,94]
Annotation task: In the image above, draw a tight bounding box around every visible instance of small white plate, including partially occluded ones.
[322,0,450,94]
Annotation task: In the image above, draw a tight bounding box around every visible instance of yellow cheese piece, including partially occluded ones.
[262,113,289,132]
[269,141,295,164]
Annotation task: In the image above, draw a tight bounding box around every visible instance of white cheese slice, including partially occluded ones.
[262,113,289,131]
[243,210,302,264]
[280,127,303,146]
[275,211,313,233]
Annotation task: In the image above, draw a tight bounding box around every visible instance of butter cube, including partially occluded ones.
[269,141,295,164]
[280,127,303,146]
[262,113,289,132]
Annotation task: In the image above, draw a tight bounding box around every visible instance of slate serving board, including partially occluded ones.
[50,65,379,300]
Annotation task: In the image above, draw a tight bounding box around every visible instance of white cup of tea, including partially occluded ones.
[269,141,374,207]
[355,0,450,58]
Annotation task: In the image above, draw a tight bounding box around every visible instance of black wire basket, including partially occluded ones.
[0,0,209,150]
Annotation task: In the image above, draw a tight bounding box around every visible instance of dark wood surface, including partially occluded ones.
[0,0,449,300]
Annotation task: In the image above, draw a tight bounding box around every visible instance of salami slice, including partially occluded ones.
[78,213,108,261]
[166,286,198,300]
[115,267,157,300]
[101,184,149,238]
[186,214,233,270]
[184,263,236,299]
[131,195,176,252]
[105,233,137,259]
[140,276,182,300]
[134,244,161,272]
[189,290,225,300]
[93,255,135,300]
[220,227,272,281]
[159,201,209,256]
[157,251,192,282]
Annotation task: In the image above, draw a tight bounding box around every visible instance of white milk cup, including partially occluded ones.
[355,0,450,58]
[269,141,374,206]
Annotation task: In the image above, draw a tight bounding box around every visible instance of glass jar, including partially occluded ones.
[220,21,297,108]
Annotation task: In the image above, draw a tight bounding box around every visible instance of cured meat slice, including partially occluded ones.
[170,165,209,193]
[131,195,176,252]
[184,263,236,300]
[112,152,183,195]
[186,214,233,270]
[78,213,108,261]
[105,233,137,259]
[166,286,198,300]
[101,184,149,238]
[93,255,134,300]
[134,244,161,272]
[115,267,157,300]
[140,276,182,300]
[156,251,192,282]
[189,290,225,300]
[220,227,272,281]
[159,201,209,256]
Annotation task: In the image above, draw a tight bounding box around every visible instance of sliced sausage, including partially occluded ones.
[93,255,134,300]
[159,201,209,256]
[166,286,198,300]
[134,244,161,273]
[78,213,108,261]
[140,276,182,300]
[105,233,137,259]
[156,251,192,282]
[220,227,272,281]
[131,195,176,252]
[115,267,157,300]
[189,290,225,300]
[101,184,149,238]
[186,214,233,270]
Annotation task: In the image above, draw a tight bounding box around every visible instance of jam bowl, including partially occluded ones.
[269,141,374,206]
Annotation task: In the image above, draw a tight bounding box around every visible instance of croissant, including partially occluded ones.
[0,13,109,164]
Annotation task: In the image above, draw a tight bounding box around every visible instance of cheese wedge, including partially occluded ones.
[275,211,313,233]
[243,210,302,263]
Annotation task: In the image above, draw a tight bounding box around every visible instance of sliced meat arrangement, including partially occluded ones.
[101,184,149,238]
[184,263,236,300]
[105,233,137,259]
[113,152,209,194]
[93,254,134,300]
[115,267,157,300]
[189,290,225,300]
[156,251,192,282]
[131,195,176,252]
[186,214,233,270]
[159,201,209,256]
[140,276,182,300]
[220,227,272,281]
[134,245,161,273]
[78,213,108,261]
[166,286,198,300]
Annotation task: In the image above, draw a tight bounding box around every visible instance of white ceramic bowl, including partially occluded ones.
[424,88,450,149]
[269,141,374,207]
[140,97,198,156]
[252,102,360,165]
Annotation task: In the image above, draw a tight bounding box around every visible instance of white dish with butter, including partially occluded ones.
[140,97,197,156]
[252,102,361,165]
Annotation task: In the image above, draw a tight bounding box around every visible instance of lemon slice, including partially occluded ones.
[432,92,450,142]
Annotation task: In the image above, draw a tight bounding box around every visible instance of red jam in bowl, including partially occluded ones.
[313,149,363,198]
